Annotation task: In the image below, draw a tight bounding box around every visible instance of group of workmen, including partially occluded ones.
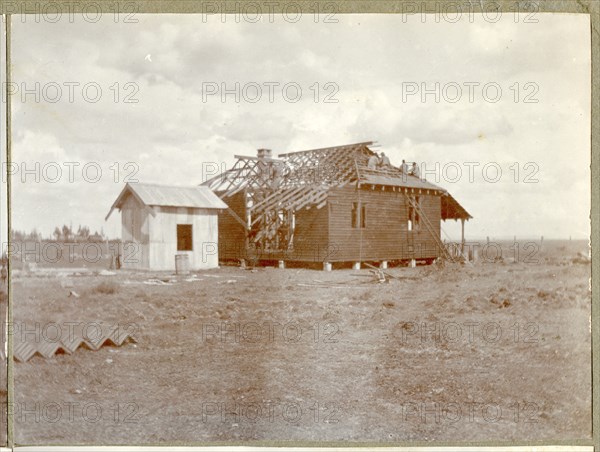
[366,152,420,177]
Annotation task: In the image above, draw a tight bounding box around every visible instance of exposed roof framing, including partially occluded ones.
[205,141,455,196]
[202,141,472,251]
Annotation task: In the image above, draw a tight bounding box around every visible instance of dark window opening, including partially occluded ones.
[361,204,366,228]
[177,224,193,251]
[352,202,366,229]
[408,196,421,231]
[414,196,420,230]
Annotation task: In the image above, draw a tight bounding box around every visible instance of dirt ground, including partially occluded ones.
[10,240,591,445]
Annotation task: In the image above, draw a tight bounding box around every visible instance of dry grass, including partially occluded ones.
[10,239,592,444]
[91,280,120,295]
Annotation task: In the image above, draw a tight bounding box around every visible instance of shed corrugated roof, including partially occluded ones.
[127,183,227,209]
[105,183,227,220]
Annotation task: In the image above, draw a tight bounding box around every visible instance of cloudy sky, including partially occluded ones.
[8,12,591,240]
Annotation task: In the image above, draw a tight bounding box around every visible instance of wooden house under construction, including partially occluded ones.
[203,141,472,268]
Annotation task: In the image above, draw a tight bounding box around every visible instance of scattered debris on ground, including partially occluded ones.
[14,324,137,363]
[99,270,117,276]
[143,279,174,286]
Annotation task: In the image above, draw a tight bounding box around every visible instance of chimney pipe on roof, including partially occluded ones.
[257,148,272,159]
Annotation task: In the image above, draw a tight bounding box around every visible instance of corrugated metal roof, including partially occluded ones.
[106,183,227,220]
[441,193,473,220]
[360,173,446,192]
[14,324,137,362]
[127,183,227,209]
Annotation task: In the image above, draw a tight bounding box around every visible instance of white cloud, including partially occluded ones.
[10,13,591,240]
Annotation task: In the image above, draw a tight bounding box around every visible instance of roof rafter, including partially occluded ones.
[201,142,472,251]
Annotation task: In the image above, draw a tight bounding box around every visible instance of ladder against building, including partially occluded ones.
[404,193,471,264]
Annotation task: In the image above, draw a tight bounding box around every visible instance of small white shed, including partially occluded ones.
[105,183,227,270]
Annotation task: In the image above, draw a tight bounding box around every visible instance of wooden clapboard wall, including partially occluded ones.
[326,186,441,262]
[217,185,442,263]
[216,188,331,262]
[217,190,248,260]
[288,205,330,262]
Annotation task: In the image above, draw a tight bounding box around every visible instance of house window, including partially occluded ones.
[352,202,366,229]
[177,224,193,251]
[361,204,366,228]
[408,196,421,231]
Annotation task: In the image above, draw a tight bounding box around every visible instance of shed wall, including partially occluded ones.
[148,206,220,270]
[120,193,150,269]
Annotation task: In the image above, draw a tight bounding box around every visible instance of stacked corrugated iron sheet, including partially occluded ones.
[14,324,136,362]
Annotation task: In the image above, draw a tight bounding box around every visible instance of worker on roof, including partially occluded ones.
[379,152,391,168]
[271,161,284,189]
[400,159,409,173]
[367,154,379,170]
[411,162,421,178]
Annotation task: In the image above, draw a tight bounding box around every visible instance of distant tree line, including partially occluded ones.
[10,225,108,242]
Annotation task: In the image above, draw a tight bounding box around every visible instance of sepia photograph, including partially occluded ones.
[1,2,595,449]
[1,13,7,448]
